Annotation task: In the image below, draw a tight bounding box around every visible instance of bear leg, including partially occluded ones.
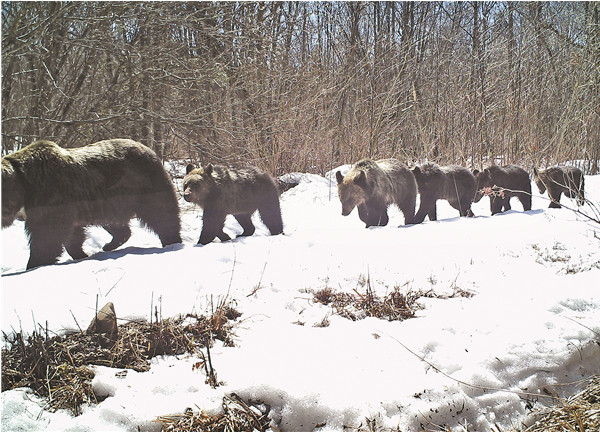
[547,189,562,208]
[365,202,388,227]
[449,198,471,217]
[490,197,504,215]
[216,231,232,242]
[357,204,370,225]
[412,201,433,224]
[379,209,390,226]
[26,225,65,269]
[399,200,417,225]
[198,210,228,245]
[518,192,532,211]
[458,200,474,217]
[369,209,389,226]
[103,224,132,251]
[137,197,182,247]
[234,214,256,237]
[64,225,88,260]
[198,230,216,245]
[258,201,283,235]
[447,199,460,216]
[427,206,438,221]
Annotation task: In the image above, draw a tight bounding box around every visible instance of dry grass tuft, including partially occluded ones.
[1,331,102,415]
[313,285,423,322]
[523,376,600,432]
[313,283,473,323]
[158,393,270,432]
[1,310,240,415]
[45,364,97,415]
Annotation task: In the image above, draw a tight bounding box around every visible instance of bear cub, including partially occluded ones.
[183,163,283,244]
[533,166,585,208]
[473,165,532,215]
[335,158,417,227]
[412,163,476,222]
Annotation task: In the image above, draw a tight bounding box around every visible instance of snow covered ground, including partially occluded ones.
[2,167,600,432]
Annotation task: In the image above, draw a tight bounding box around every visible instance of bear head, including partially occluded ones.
[411,165,437,194]
[336,169,368,216]
[472,168,492,203]
[1,158,25,228]
[182,163,215,207]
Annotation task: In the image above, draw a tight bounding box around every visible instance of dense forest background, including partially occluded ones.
[2,2,599,174]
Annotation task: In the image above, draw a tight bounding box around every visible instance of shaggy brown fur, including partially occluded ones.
[412,163,476,222]
[335,159,417,227]
[473,165,532,215]
[533,166,585,208]
[1,139,182,269]
[182,163,283,244]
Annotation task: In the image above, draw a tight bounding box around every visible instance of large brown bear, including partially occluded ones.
[472,165,532,215]
[335,158,417,227]
[1,139,182,269]
[182,163,283,244]
[533,166,585,208]
[412,163,476,223]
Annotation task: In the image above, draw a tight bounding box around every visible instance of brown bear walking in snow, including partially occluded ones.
[335,158,417,227]
[412,163,476,223]
[472,165,532,215]
[533,166,585,208]
[182,164,283,244]
[1,139,182,269]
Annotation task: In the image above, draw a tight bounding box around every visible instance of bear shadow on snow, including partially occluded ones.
[2,244,184,277]
[182,163,283,245]
[87,243,184,263]
[335,158,417,227]
[1,139,182,270]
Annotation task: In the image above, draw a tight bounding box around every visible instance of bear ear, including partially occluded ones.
[335,171,344,184]
[472,169,480,176]
[412,166,421,175]
[186,163,196,175]
[354,171,367,188]
[204,163,213,176]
